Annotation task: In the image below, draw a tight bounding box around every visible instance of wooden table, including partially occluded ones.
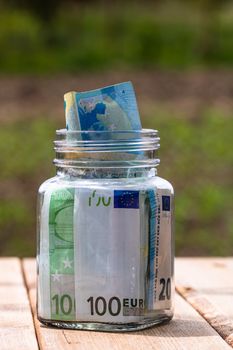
[1,258,233,350]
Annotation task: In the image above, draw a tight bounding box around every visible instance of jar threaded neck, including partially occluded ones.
[54,129,160,170]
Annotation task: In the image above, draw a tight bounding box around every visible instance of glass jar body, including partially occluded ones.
[37,169,174,332]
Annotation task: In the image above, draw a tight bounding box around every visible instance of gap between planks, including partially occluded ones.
[0,258,39,350]
[176,257,233,348]
[22,258,230,350]
[20,258,40,348]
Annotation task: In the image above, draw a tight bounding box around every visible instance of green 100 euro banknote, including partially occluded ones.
[38,186,172,322]
[64,81,141,135]
[38,188,76,321]
[39,186,147,322]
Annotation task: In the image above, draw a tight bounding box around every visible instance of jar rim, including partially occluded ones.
[56,128,158,136]
[55,128,160,148]
[54,128,160,169]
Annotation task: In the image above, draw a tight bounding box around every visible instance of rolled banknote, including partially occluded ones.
[38,82,161,324]
[64,81,141,134]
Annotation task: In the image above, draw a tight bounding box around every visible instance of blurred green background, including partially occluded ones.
[0,0,232,256]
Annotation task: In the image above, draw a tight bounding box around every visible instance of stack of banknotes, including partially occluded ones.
[38,82,167,323]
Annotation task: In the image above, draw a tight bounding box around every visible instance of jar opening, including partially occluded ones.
[54,128,160,169]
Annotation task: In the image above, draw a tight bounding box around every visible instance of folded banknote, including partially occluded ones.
[64,81,141,134]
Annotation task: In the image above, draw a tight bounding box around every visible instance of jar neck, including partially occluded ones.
[56,166,158,179]
[54,128,160,179]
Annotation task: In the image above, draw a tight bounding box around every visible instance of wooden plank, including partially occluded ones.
[0,258,38,350]
[176,257,233,347]
[23,258,230,350]
[22,258,71,350]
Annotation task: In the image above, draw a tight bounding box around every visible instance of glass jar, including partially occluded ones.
[37,129,174,332]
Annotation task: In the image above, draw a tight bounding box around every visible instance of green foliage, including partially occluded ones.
[7,0,63,22]
[0,200,33,256]
[0,2,233,73]
[0,109,232,256]
[144,108,233,255]
[0,118,56,256]
[0,119,55,178]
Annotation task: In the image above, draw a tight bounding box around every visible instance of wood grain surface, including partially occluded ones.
[0,258,38,350]
[21,258,231,350]
[176,258,233,347]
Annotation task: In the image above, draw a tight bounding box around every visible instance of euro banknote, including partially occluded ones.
[38,185,172,322]
[64,81,141,134]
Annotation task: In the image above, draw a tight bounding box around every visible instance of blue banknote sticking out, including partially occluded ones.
[114,190,139,209]
[64,82,141,137]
